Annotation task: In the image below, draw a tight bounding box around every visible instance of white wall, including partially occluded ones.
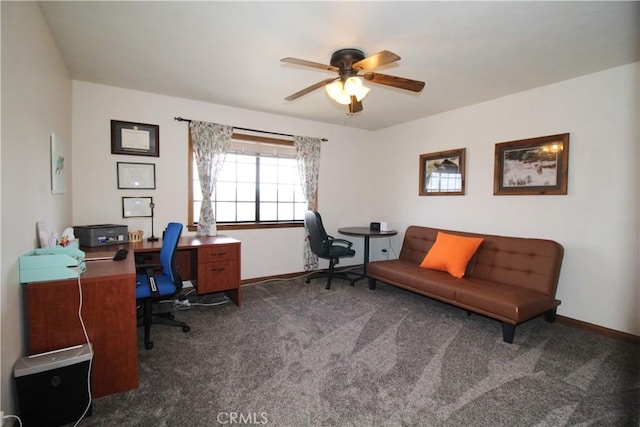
[1,7,637,418]
[72,81,377,279]
[372,63,640,335]
[1,2,73,413]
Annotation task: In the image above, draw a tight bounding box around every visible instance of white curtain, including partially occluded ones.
[190,121,232,236]
[295,135,322,271]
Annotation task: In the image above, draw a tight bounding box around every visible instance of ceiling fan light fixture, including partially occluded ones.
[325,80,351,105]
[325,77,370,105]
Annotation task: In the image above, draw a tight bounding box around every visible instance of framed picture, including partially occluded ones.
[117,162,156,189]
[122,197,153,218]
[50,133,66,194]
[419,148,466,196]
[111,120,159,157]
[494,133,569,195]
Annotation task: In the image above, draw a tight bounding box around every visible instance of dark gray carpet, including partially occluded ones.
[75,278,638,426]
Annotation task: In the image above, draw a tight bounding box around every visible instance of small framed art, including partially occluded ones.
[419,148,466,196]
[494,133,569,195]
[117,162,156,189]
[50,133,66,194]
[111,120,159,157]
[122,197,153,218]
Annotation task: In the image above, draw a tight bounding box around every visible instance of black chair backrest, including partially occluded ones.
[304,211,330,258]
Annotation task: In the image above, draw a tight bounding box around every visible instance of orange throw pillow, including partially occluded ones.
[420,232,483,278]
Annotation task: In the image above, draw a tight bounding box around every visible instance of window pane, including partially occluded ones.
[260,156,278,165]
[237,162,256,182]
[278,184,295,202]
[193,184,203,201]
[294,202,306,220]
[237,182,256,201]
[193,201,201,223]
[237,202,255,221]
[260,202,277,221]
[260,164,278,183]
[216,182,236,201]
[260,183,277,201]
[279,165,296,184]
[278,202,294,221]
[217,202,237,222]
[294,185,305,202]
[218,161,236,181]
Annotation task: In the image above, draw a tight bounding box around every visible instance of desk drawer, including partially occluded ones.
[198,244,237,262]
[197,260,239,293]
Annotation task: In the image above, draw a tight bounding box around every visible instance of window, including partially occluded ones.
[188,133,308,230]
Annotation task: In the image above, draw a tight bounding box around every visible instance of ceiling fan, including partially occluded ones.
[281,48,425,114]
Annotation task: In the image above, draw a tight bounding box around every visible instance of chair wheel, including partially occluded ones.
[305,278,311,284]
[182,325,190,333]
[145,341,154,350]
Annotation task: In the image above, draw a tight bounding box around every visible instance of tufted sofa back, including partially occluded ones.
[399,226,564,298]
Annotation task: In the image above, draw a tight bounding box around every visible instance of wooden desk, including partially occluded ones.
[25,255,138,398]
[25,234,242,398]
[114,235,242,306]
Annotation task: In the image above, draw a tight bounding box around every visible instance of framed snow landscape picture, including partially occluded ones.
[494,133,569,195]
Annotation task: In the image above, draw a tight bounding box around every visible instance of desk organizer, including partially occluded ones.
[128,230,143,242]
[19,247,85,283]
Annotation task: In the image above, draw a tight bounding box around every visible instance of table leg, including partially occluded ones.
[363,236,371,275]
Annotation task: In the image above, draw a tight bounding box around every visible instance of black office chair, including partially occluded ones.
[135,222,190,349]
[304,210,357,290]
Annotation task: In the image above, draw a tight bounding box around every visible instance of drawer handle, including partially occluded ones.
[211,267,226,272]
[209,253,226,257]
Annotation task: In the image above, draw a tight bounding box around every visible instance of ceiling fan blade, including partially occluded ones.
[353,50,401,71]
[280,57,338,72]
[363,72,425,92]
[284,77,338,101]
[348,96,363,114]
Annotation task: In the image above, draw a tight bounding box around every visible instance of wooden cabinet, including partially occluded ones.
[25,256,138,398]
[195,239,241,306]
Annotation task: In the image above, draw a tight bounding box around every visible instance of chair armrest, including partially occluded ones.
[327,238,353,250]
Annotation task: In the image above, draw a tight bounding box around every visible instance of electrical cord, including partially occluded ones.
[2,414,22,427]
[386,236,398,258]
[73,274,93,427]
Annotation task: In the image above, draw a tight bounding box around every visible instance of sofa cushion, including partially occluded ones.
[420,232,483,278]
[454,278,557,322]
[367,260,458,300]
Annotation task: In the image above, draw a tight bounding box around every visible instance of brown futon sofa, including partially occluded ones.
[366,226,564,343]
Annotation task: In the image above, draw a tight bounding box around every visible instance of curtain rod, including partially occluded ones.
[174,116,327,141]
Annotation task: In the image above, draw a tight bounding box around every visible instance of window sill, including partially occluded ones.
[187,222,304,232]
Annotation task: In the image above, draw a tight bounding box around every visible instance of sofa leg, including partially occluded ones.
[368,278,377,290]
[544,307,557,323]
[502,323,516,344]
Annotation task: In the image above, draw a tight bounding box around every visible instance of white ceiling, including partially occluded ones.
[39,1,639,131]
